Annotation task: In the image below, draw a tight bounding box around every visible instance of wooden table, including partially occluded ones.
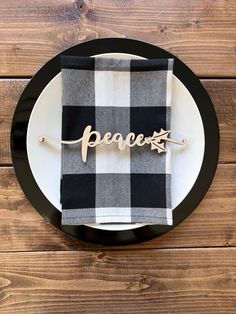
[0,1,235,313]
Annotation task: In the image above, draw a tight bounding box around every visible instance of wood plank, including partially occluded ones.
[201,80,236,163]
[0,79,235,164]
[0,0,235,77]
[0,164,235,251]
[0,79,28,164]
[0,248,235,313]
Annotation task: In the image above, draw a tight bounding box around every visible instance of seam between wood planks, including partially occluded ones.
[0,246,236,255]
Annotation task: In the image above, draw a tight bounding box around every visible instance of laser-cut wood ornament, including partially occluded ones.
[39,125,186,162]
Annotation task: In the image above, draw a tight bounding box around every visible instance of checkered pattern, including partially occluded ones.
[60,56,174,225]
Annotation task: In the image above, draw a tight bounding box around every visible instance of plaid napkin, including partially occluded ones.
[60,55,174,225]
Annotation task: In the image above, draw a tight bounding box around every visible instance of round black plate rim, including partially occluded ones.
[11,38,220,245]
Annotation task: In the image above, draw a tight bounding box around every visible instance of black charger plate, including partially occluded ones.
[11,38,219,245]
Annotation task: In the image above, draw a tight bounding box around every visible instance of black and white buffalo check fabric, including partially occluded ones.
[60,55,174,225]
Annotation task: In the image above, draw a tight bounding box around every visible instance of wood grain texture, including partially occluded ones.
[0,248,236,313]
[0,79,28,164]
[202,79,236,163]
[0,79,235,165]
[0,164,235,251]
[0,0,235,77]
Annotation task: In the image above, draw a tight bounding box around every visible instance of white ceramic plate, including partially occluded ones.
[27,53,205,231]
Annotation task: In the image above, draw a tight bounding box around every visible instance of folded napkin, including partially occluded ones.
[60,55,174,225]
